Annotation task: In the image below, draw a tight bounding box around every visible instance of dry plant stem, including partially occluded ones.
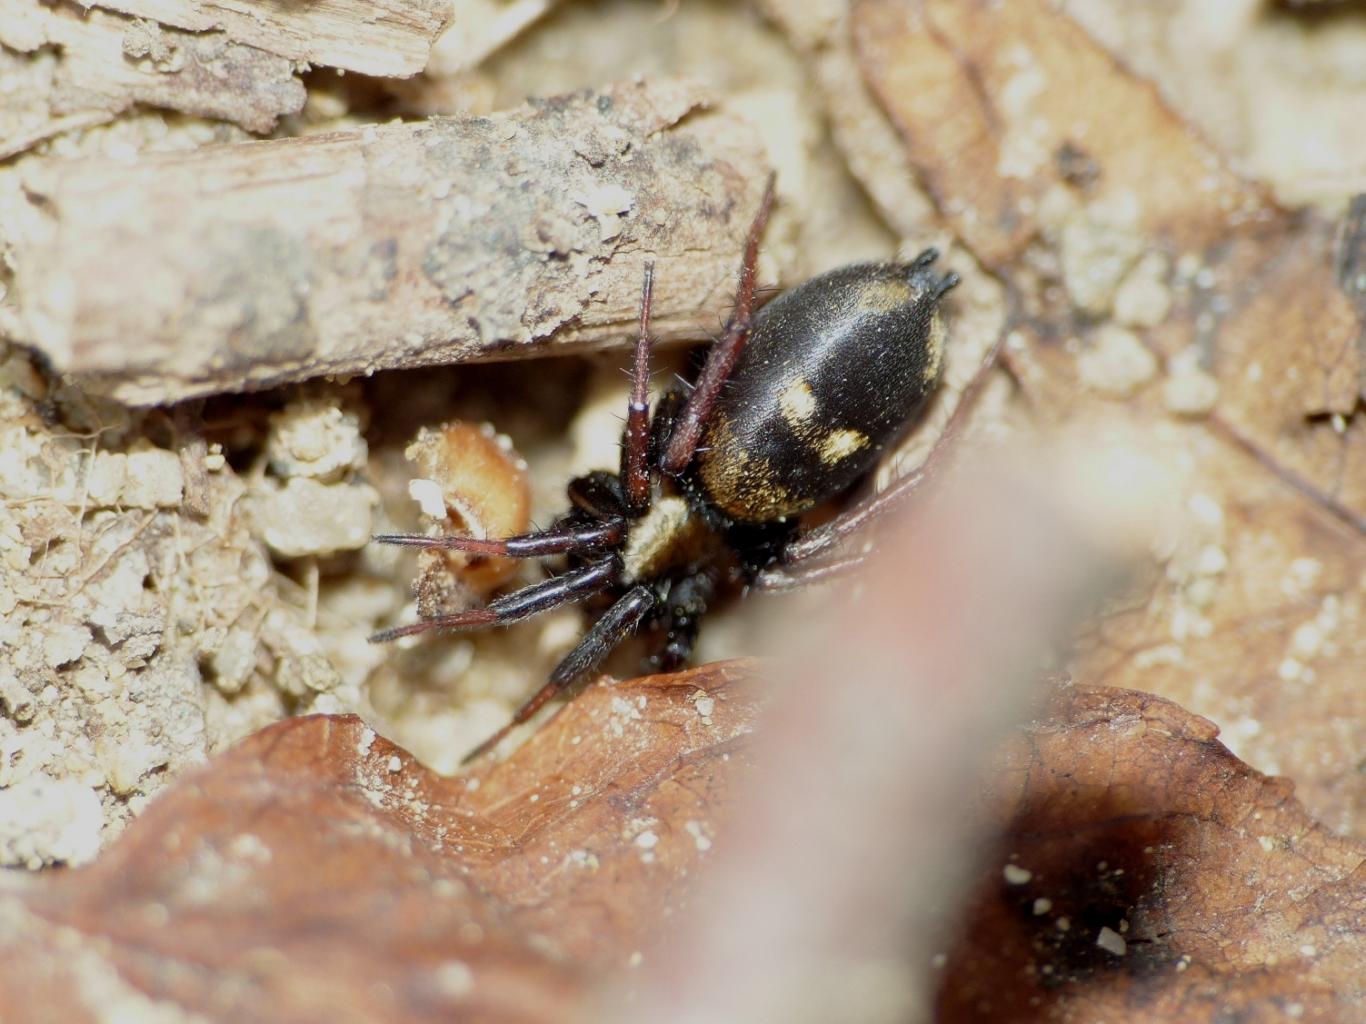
[631,456,1112,1024]
[8,79,771,405]
[1206,412,1366,537]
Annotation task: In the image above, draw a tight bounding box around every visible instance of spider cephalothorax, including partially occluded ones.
[370,177,994,761]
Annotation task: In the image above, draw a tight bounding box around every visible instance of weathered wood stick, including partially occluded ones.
[9,79,771,405]
[84,0,450,77]
[0,0,305,137]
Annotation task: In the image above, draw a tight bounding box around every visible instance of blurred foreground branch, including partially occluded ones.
[627,445,1138,1023]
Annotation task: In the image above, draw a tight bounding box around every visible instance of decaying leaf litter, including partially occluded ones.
[1,0,1365,1022]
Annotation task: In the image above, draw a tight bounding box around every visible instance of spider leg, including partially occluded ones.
[647,571,715,672]
[372,518,625,557]
[368,556,619,643]
[621,262,655,516]
[752,552,868,593]
[777,330,1006,570]
[661,172,777,475]
[461,584,658,762]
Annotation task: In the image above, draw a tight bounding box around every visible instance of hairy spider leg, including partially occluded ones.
[752,553,868,593]
[372,466,634,562]
[367,556,619,643]
[621,262,655,516]
[455,289,686,760]
[461,584,658,763]
[660,172,777,475]
[372,519,625,557]
[755,328,1007,588]
[371,280,661,559]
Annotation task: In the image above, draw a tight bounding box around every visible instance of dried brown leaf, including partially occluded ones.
[0,0,305,139]
[940,685,1366,1023]
[853,0,1366,836]
[0,661,759,1023]
[854,0,1360,418]
[854,0,1271,259]
[9,669,1359,1022]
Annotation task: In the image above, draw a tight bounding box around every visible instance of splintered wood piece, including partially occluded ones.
[0,0,305,137]
[83,0,449,78]
[9,79,771,405]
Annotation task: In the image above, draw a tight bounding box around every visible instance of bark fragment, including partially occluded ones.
[85,0,449,77]
[0,0,305,140]
[8,79,771,405]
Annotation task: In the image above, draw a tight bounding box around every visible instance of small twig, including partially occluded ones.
[1206,412,1366,536]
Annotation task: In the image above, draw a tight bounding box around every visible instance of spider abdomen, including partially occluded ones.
[695,256,955,524]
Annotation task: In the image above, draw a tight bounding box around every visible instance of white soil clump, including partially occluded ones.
[0,352,374,867]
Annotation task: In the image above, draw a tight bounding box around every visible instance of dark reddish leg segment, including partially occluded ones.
[367,557,619,644]
[621,262,655,516]
[661,173,777,476]
[367,607,498,643]
[372,519,625,558]
[461,584,657,763]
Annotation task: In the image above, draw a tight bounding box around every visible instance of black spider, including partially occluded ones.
[370,177,997,761]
